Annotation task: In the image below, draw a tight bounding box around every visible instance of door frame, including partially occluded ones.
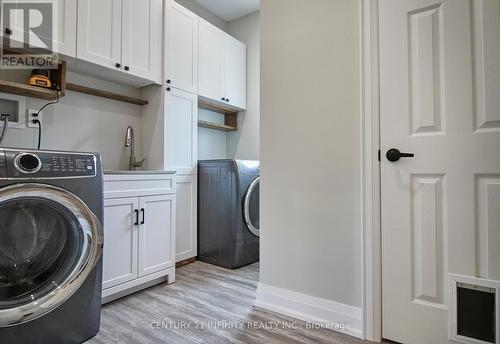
[360,0,382,342]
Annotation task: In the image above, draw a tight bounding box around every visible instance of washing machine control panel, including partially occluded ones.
[0,149,97,179]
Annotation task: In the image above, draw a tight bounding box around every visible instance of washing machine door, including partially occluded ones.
[0,184,103,327]
[243,177,260,237]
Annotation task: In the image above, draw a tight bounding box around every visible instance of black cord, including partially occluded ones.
[36,119,42,150]
[0,114,9,145]
[34,87,60,150]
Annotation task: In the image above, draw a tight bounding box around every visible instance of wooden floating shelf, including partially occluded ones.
[66,83,148,106]
[198,99,239,132]
[0,80,59,100]
[0,60,66,101]
[198,120,238,132]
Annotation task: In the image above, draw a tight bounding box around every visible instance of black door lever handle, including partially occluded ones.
[386,148,414,162]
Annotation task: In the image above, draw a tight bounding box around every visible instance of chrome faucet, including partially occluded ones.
[125,126,145,170]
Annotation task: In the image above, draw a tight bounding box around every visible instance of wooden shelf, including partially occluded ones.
[0,60,66,101]
[66,83,148,106]
[198,120,238,131]
[0,80,59,100]
[198,99,239,132]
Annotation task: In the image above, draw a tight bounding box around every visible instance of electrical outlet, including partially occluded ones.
[27,109,42,128]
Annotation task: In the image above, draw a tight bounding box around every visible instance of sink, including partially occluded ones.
[104,170,175,175]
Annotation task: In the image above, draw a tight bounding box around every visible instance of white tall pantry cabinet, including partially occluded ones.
[144,0,247,264]
[165,0,198,262]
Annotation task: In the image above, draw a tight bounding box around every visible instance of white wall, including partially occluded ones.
[259,0,362,311]
[198,109,228,160]
[0,72,143,170]
[175,0,228,31]
[227,11,260,160]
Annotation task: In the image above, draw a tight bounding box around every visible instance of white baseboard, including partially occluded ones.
[254,283,362,339]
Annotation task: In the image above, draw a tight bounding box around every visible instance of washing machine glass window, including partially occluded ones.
[0,184,103,327]
[244,177,260,237]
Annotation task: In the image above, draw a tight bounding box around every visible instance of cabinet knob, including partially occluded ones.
[221,97,226,101]
[124,66,129,71]
[166,79,171,84]
[115,62,121,68]
[166,87,171,91]
[4,28,12,35]
[226,98,230,103]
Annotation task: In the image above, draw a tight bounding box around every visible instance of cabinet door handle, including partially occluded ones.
[115,62,121,68]
[166,79,171,84]
[124,66,129,71]
[226,98,230,103]
[5,28,12,35]
[141,208,145,225]
[134,209,139,226]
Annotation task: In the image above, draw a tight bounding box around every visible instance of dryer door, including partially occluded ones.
[0,184,103,327]
[243,177,260,237]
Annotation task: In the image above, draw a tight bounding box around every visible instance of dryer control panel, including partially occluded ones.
[0,148,97,179]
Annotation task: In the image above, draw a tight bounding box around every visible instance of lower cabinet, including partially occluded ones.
[175,174,197,262]
[102,174,176,303]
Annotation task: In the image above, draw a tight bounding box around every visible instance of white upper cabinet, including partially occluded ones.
[1,0,77,57]
[165,87,198,174]
[223,34,246,110]
[165,0,198,94]
[77,0,122,70]
[198,18,246,110]
[122,0,163,83]
[77,0,162,83]
[55,0,77,57]
[198,18,225,103]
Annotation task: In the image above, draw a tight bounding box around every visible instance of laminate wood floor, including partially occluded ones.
[87,261,366,344]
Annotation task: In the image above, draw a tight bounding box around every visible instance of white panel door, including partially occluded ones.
[77,0,122,70]
[138,194,176,277]
[175,174,197,262]
[122,0,163,83]
[224,35,247,110]
[380,1,500,343]
[165,87,198,174]
[102,197,139,290]
[165,0,198,93]
[198,17,224,102]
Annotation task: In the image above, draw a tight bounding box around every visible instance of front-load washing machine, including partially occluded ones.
[0,148,104,344]
[198,159,259,269]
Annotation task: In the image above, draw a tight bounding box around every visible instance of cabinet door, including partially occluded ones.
[122,0,163,83]
[1,0,76,57]
[103,197,139,290]
[165,87,198,174]
[175,174,197,262]
[224,36,247,110]
[165,0,198,93]
[77,0,122,69]
[55,0,77,57]
[138,194,176,277]
[198,18,224,102]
